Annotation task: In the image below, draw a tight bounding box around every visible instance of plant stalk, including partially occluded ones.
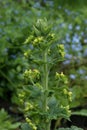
[43,50,51,130]
[44,51,48,111]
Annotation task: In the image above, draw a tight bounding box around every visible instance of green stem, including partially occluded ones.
[46,121,51,130]
[43,50,48,111]
[43,50,51,130]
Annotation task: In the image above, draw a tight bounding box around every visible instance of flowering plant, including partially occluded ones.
[18,19,72,130]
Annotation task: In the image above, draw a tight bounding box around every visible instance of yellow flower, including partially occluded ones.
[24,52,28,57]
[25,117,37,130]
[69,96,72,102]
[33,69,39,74]
[57,44,65,58]
[48,33,55,39]
[38,36,43,42]
[33,36,43,45]
[32,126,37,130]
[34,38,38,43]
[63,89,68,95]
[55,72,60,79]
[68,91,72,96]
[60,72,64,77]
[58,44,64,50]
[26,117,31,123]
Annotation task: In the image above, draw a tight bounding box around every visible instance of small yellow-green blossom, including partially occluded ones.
[24,52,28,57]
[60,72,68,84]
[33,36,43,46]
[33,38,38,43]
[55,72,65,79]
[33,69,39,74]
[60,72,64,77]
[25,102,33,111]
[33,69,40,79]
[69,96,72,102]
[26,117,31,122]
[60,51,65,58]
[55,72,68,84]
[63,89,72,101]
[18,91,25,104]
[58,44,64,50]
[57,44,65,58]
[23,69,31,78]
[55,72,60,79]
[63,89,68,95]
[67,91,72,102]
[55,72,64,79]
[65,105,71,115]
[18,91,25,98]
[26,117,37,130]
[48,33,55,39]
[24,50,31,58]
[61,105,71,115]
[32,126,37,130]
[68,91,72,96]
[24,69,40,80]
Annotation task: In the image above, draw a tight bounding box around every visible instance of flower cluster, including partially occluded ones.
[57,44,65,58]
[61,105,71,116]
[48,33,55,40]
[18,91,26,104]
[64,105,71,115]
[26,117,37,130]
[55,72,68,84]
[24,102,33,112]
[23,69,40,81]
[33,36,44,46]
[63,88,72,102]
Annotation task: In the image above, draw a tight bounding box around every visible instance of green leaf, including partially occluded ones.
[0,109,20,130]
[58,125,83,130]
[72,109,87,116]
[9,123,21,129]
[21,123,32,130]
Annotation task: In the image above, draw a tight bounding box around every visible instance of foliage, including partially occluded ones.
[0,109,20,130]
